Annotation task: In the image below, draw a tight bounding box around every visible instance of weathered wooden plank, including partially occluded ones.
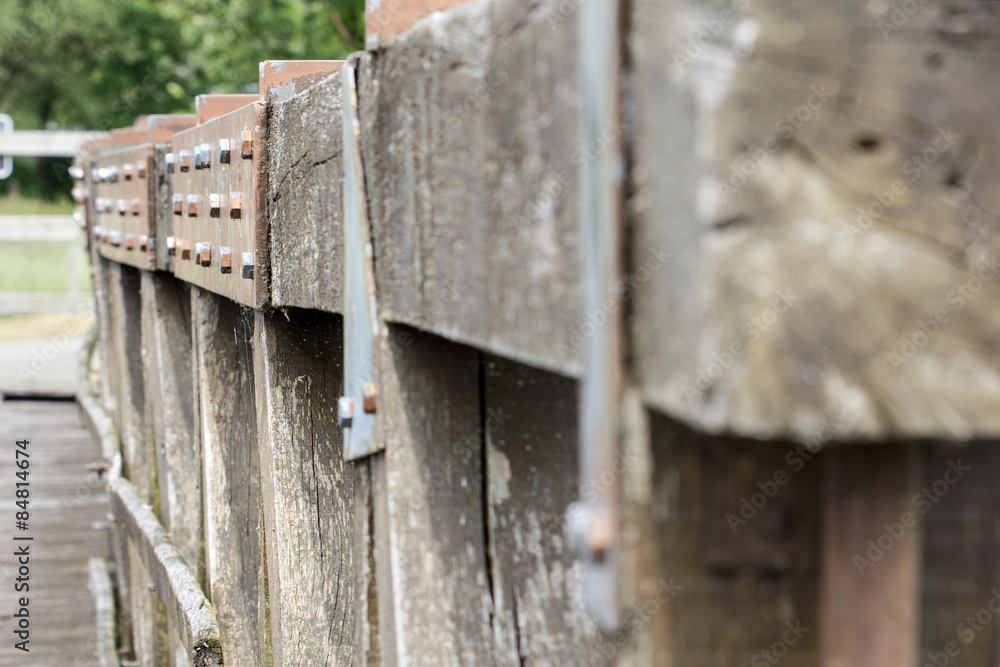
[192,287,260,665]
[252,308,354,665]
[629,0,1000,441]
[359,0,582,377]
[266,73,345,313]
[483,357,601,662]
[376,324,494,664]
[110,477,222,666]
[140,272,202,579]
[88,558,121,667]
[820,447,923,667]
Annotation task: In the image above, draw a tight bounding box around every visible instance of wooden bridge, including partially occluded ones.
[13,0,1000,665]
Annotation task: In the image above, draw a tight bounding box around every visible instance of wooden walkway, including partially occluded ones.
[0,399,111,666]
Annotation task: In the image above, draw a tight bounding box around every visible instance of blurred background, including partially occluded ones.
[0,0,364,383]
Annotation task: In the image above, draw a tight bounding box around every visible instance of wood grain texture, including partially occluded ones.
[192,287,260,665]
[629,0,1000,441]
[642,412,821,666]
[359,0,582,377]
[820,447,923,667]
[140,272,202,580]
[253,309,354,665]
[483,357,601,663]
[266,73,345,313]
[376,324,494,665]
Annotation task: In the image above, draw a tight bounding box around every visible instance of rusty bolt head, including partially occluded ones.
[219,139,231,164]
[131,199,141,216]
[229,192,242,219]
[241,252,254,279]
[586,516,615,562]
[362,382,377,414]
[220,247,232,273]
[165,153,176,173]
[138,162,147,179]
[139,235,148,251]
[125,235,136,250]
[117,199,127,216]
[72,188,85,204]
[179,150,191,172]
[123,163,134,180]
[337,397,354,428]
[187,195,199,217]
[173,194,182,216]
[241,130,253,159]
[108,166,119,183]
[197,242,212,267]
[166,236,177,256]
[209,193,221,218]
[180,239,193,260]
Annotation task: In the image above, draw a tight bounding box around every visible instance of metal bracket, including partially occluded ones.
[567,0,624,633]
[340,54,383,461]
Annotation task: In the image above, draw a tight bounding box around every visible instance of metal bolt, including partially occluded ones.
[166,236,177,256]
[220,247,232,273]
[241,252,254,279]
[201,143,212,168]
[125,235,136,250]
[209,193,221,218]
[117,199,127,216]
[180,240,193,260]
[165,153,176,173]
[131,199,141,216]
[219,139,231,164]
[108,166,119,183]
[193,145,203,170]
[69,165,84,180]
[187,195,199,217]
[173,194,182,216]
[138,162,146,179]
[241,130,253,159]
[179,150,191,172]
[72,188,85,203]
[96,168,108,183]
[586,516,614,563]
[198,242,212,267]
[110,231,121,247]
[139,235,149,251]
[337,396,354,428]
[229,192,242,219]
[362,382,377,414]
[123,163,134,180]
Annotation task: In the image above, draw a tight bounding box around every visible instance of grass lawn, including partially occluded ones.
[0,313,94,341]
[0,241,92,292]
[0,192,74,215]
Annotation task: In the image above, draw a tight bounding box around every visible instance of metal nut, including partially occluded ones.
[179,150,191,172]
[117,199,127,216]
[125,235,135,250]
[241,252,254,279]
[173,194,182,216]
[362,382,377,414]
[209,193,221,218]
[219,139,231,164]
[220,247,232,273]
[123,163,134,180]
[165,153,176,173]
[198,243,212,267]
[337,397,354,428]
[241,130,253,159]
[131,199,141,216]
[166,236,177,256]
[229,192,242,219]
[180,240,193,260]
[139,235,148,251]
[187,195,199,217]
[137,162,147,179]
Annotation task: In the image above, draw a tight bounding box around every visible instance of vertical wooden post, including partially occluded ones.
[192,288,260,665]
[820,446,923,667]
[253,309,354,665]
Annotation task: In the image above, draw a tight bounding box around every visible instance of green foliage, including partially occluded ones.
[0,0,364,197]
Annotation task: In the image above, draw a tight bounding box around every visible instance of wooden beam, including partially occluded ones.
[110,477,223,667]
[820,446,923,667]
[0,130,107,156]
[88,558,121,667]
